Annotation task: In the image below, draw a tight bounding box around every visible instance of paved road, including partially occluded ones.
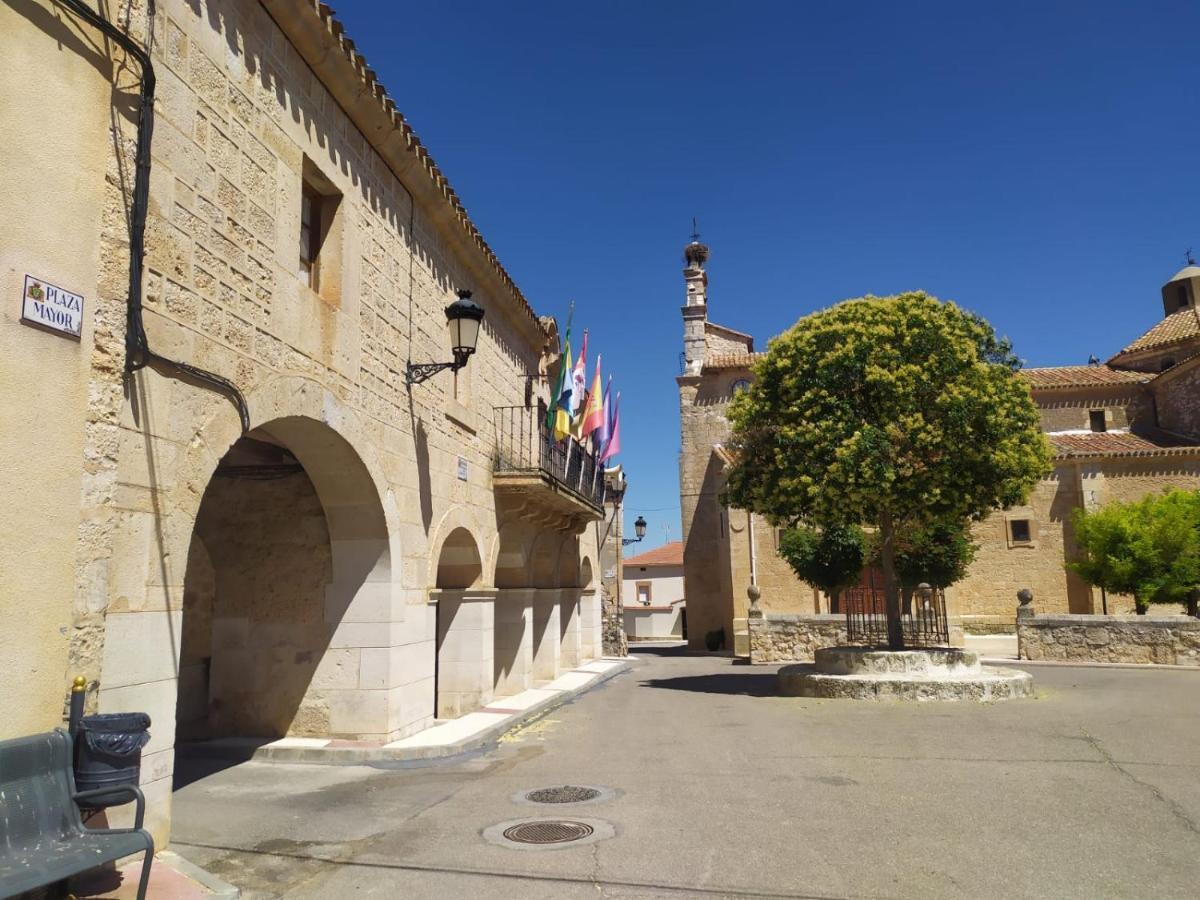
[173,646,1200,899]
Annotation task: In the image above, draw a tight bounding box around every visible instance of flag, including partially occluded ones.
[596,376,613,454]
[546,304,573,433]
[552,336,573,440]
[568,330,589,438]
[580,353,604,436]
[599,390,621,463]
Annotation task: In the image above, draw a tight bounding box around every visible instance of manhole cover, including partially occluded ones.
[502,820,595,845]
[525,785,602,804]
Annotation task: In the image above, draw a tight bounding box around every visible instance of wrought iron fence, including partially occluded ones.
[493,406,606,508]
[843,570,950,648]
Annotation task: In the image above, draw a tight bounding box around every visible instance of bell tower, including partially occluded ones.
[1161,253,1200,317]
[681,223,709,375]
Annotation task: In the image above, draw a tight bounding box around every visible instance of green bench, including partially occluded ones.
[0,729,153,899]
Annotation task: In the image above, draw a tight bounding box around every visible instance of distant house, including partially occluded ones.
[622,542,686,640]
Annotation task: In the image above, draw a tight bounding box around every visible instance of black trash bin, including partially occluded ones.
[74,712,152,808]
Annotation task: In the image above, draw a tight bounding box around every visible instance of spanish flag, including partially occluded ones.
[580,353,604,437]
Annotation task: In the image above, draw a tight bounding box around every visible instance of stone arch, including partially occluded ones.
[98,374,402,785]
[430,524,491,719]
[173,414,393,744]
[166,375,401,588]
[434,527,483,589]
[428,506,487,588]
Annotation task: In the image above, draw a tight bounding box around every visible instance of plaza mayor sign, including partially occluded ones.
[21,274,84,339]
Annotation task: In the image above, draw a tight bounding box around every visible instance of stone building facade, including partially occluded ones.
[3,0,611,844]
[676,242,1200,647]
[676,238,820,653]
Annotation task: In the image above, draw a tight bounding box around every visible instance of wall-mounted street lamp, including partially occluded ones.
[406,290,486,385]
[622,515,647,546]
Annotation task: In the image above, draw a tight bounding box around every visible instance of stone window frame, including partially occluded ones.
[1088,408,1108,433]
[636,581,652,605]
[1006,516,1037,548]
[298,155,344,306]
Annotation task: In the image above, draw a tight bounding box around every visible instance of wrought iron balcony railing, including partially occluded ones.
[493,406,606,510]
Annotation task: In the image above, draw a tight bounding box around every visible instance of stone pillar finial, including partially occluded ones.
[1016,588,1034,620]
[747,583,762,618]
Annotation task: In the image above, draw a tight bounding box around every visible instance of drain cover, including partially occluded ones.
[502,820,595,845]
[525,785,602,804]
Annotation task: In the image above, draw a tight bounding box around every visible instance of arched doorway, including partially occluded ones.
[432,527,490,718]
[175,416,391,747]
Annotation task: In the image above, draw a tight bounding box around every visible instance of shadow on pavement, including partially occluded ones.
[173,743,267,790]
[627,642,694,657]
[639,670,777,696]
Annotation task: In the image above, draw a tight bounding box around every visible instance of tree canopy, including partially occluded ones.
[725,292,1050,647]
[1068,490,1200,614]
[778,524,867,612]
[893,518,978,591]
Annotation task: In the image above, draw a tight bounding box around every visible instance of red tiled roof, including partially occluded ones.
[625,541,683,567]
[1048,430,1200,459]
[1109,308,1200,360]
[1022,366,1148,390]
[704,352,764,370]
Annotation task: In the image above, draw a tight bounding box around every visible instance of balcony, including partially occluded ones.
[493,406,606,530]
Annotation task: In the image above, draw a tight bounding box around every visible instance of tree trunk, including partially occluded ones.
[878,512,904,650]
[1135,595,1147,615]
[829,589,840,615]
[1187,595,1199,618]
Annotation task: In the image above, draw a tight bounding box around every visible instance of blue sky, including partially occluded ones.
[333,0,1200,549]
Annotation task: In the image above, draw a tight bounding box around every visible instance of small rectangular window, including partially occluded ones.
[298,158,343,301]
[637,582,651,605]
[1089,410,1107,433]
[1009,519,1032,544]
[299,183,322,290]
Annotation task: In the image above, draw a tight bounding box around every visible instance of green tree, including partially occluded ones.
[894,518,978,591]
[725,292,1050,648]
[778,524,867,613]
[1068,490,1200,615]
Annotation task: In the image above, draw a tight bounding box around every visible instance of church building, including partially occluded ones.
[676,240,1200,650]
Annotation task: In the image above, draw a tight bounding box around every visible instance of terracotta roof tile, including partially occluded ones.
[1109,308,1200,360]
[1022,366,1148,389]
[704,352,764,370]
[625,541,683,567]
[1048,430,1200,459]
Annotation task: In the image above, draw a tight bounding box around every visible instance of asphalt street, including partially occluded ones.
[172,645,1200,899]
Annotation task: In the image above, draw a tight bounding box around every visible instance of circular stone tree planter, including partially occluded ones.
[778,647,1032,701]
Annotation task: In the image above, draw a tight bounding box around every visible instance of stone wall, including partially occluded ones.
[1018,612,1200,666]
[3,0,606,845]
[1034,385,1152,433]
[748,614,848,663]
[1154,360,1200,436]
[679,354,821,652]
[601,587,627,657]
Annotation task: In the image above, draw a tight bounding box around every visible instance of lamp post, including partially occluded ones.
[622,515,647,547]
[406,289,486,385]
